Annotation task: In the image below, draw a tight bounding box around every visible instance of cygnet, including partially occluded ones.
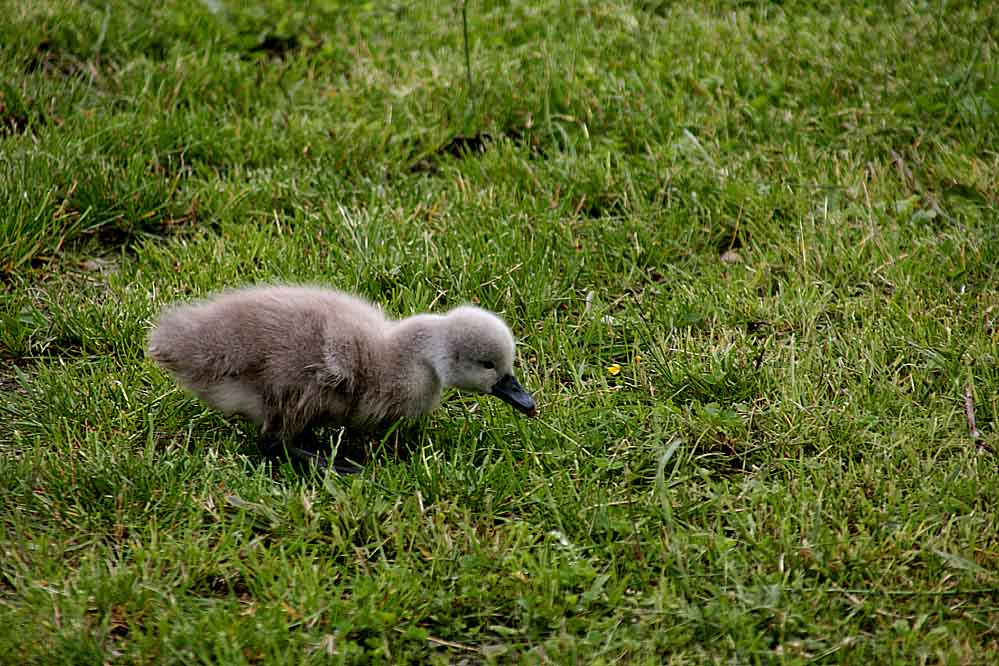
[148,285,536,470]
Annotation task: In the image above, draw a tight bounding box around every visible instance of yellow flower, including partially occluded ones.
[606,363,621,376]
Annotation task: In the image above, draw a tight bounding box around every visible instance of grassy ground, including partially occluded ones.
[2,0,998,663]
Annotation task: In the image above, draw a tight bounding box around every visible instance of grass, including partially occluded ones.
[2,0,998,663]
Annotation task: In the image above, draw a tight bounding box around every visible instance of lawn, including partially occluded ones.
[2,0,998,663]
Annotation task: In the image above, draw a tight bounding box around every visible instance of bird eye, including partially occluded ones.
[481,360,495,370]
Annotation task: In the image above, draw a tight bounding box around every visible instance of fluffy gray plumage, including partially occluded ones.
[148,285,536,467]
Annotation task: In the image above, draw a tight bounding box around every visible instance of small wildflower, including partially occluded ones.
[635,354,642,363]
[606,363,621,376]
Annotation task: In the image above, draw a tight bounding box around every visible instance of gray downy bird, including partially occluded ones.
[148,285,536,471]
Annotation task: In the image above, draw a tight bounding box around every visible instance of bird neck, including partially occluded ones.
[387,314,451,404]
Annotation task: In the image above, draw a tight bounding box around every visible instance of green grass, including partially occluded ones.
[2,0,999,663]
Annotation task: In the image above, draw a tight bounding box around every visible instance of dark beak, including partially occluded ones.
[491,374,537,417]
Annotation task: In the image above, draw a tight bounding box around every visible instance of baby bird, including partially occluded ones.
[148,285,536,470]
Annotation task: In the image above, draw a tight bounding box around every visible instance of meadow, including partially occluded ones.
[1,1,998,663]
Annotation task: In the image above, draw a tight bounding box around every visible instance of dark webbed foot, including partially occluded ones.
[259,427,362,475]
[285,445,363,475]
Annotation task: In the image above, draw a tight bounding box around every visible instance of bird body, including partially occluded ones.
[148,285,536,466]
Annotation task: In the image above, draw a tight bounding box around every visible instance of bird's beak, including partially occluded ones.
[491,374,537,417]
